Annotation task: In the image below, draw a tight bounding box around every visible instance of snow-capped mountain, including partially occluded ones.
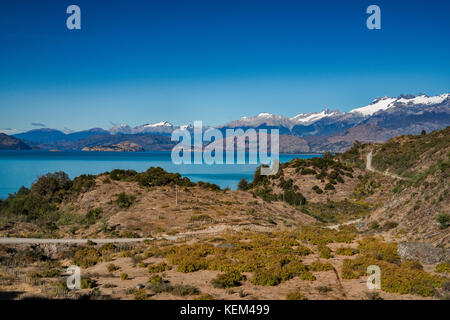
[11,92,449,152]
[109,122,174,135]
[290,109,340,124]
[350,93,450,116]
[133,121,174,134]
[223,113,294,130]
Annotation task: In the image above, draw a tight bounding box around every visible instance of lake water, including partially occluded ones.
[0,151,321,199]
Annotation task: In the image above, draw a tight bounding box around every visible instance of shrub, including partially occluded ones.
[107,263,119,273]
[282,190,306,206]
[285,291,307,300]
[401,260,423,270]
[335,247,359,256]
[318,245,333,259]
[324,183,335,191]
[148,275,164,285]
[436,214,450,229]
[295,245,313,256]
[382,221,398,231]
[72,246,101,268]
[301,168,317,175]
[312,185,323,194]
[148,262,171,274]
[120,273,129,280]
[147,280,173,293]
[170,284,199,296]
[133,289,148,300]
[317,286,332,293]
[435,263,450,273]
[309,261,334,272]
[98,243,116,255]
[238,178,249,190]
[110,169,138,181]
[81,277,97,289]
[115,192,136,209]
[251,269,281,286]
[197,181,221,191]
[211,270,246,289]
[85,208,102,225]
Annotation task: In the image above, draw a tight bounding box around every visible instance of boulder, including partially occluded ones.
[397,242,450,264]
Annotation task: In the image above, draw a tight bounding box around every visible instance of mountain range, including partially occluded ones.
[4,93,450,153]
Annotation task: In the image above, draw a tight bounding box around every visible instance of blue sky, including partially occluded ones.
[0,0,449,132]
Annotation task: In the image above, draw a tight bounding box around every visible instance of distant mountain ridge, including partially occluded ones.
[0,133,31,150]
[10,92,450,153]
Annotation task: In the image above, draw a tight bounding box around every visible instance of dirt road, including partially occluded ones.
[366,151,409,180]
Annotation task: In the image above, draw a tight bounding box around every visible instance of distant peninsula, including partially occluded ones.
[82,141,144,152]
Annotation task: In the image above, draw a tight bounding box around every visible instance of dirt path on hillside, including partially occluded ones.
[0,223,276,244]
[366,151,409,180]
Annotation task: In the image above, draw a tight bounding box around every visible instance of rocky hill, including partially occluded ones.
[0,133,31,150]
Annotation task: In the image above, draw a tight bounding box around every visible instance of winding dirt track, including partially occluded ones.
[366,151,409,180]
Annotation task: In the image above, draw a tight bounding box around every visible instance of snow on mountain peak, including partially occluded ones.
[291,109,338,123]
[350,97,397,116]
[257,113,274,118]
[397,93,450,105]
[144,121,173,128]
[350,93,449,116]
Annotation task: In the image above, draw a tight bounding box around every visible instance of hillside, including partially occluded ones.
[0,128,448,300]
[362,127,450,245]
[0,133,31,150]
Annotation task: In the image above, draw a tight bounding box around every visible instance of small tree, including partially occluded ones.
[237,178,249,190]
[436,213,449,229]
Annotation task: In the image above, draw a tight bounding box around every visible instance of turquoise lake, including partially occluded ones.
[0,151,321,199]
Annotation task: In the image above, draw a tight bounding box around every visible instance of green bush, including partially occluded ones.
[110,169,138,181]
[312,185,323,194]
[335,247,359,256]
[81,277,97,289]
[211,270,246,288]
[436,214,450,229]
[148,262,171,273]
[324,183,335,191]
[309,261,334,272]
[115,192,136,209]
[133,289,148,300]
[286,291,307,300]
[301,168,317,175]
[281,190,306,206]
[107,263,120,272]
[72,246,101,268]
[238,178,249,190]
[85,208,102,225]
[170,284,199,296]
[435,263,450,273]
[318,245,333,259]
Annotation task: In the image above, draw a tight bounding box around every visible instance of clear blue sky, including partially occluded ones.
[0,0,449,132]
